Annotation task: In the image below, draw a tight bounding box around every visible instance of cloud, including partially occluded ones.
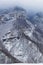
[0,0,43,11]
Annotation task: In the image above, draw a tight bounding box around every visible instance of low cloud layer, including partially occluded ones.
[0,0,43,12]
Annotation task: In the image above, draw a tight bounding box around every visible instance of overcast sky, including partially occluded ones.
[0,0,43,12]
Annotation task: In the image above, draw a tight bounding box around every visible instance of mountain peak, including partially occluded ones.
[14,6,26,12]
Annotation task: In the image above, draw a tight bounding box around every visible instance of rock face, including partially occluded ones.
[0,7,43,63]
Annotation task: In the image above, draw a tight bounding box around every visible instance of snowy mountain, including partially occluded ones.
[0,7,43,63]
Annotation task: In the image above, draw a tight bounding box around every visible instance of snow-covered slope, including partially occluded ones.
[0,8,43,63]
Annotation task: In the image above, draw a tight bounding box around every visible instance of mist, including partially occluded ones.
[0,0,43,12]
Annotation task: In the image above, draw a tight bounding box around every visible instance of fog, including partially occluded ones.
[0,0,43,12]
